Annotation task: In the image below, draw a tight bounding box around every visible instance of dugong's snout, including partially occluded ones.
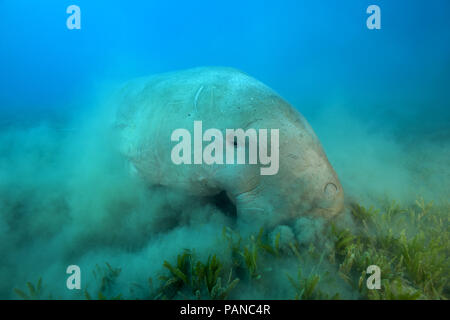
[313,179,345,218]
[283,141,345,220]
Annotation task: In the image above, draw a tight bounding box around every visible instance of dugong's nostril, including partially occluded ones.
[324,182,338,199]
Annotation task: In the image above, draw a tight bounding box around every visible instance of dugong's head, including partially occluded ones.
[273,105,345,221]
[210,70,344,227]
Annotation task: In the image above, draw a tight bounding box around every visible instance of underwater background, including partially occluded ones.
[0,0,449,299]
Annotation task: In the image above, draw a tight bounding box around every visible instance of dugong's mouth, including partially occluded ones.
[312,205,344,219]
[316,199,344,219]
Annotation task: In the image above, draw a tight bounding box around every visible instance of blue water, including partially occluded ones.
[0,0,448,299]
[2,1,449,119]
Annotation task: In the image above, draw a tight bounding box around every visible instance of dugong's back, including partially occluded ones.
[114,67,288,190]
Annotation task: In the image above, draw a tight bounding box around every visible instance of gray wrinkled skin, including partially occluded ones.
[115,67,344,229]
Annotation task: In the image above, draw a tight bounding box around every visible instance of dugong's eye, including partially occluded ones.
[227,137,239,148]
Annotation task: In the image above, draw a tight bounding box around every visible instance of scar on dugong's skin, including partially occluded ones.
[114,67,344,228]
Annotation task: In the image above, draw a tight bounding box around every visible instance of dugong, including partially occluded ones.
[114,67,344,229]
